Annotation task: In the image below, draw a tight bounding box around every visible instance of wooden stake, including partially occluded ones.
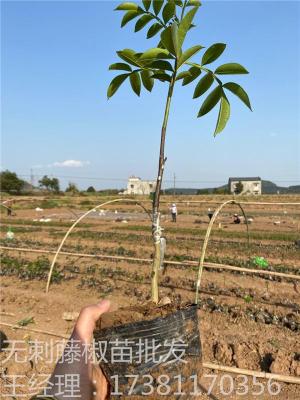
[1,245,299,281]
[0,322,69,339]
[203,362,300,385]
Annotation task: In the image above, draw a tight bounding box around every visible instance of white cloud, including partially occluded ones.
[51,160,90,168]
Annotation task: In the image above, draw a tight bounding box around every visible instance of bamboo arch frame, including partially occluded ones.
[46,198,152,293]
[0,202,16,215]
[1,198,80,220]
[0,203,10,211]
[195,200,249,304]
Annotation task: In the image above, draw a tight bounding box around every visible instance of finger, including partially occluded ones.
[73,299,111,343]
[92,364,109,400]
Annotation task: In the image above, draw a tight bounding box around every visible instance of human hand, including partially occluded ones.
[72,300,111,400]
[47,299,111,400]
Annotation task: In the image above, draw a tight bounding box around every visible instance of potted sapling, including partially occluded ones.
[93,0,252,397]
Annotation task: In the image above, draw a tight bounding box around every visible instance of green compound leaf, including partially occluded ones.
[161,22,179,56]
[130,71,141,96]
[176,71,192,80]
[152,72,172,82]
[141,70,154,91]
[223,82,252,110]
[178,44,203,67]
[109,63,132,71]
[202,43,226,66]
[153,0,164,15]
[148,59,174,71]
[135,14,153,31]
[121,10,142,27]
[147,23,163,38]
[142,0,151,11]
[214,94,230,136]
[193,72,214,98]
[187,0,202,6]
[139,47,170,60]
[182,66,201,85]
[162,2,176,24]
[115,2,139,11]
[197,85,222,117]
[178,7,199,49]
[107,73,130,98]
[117,49,142,67]
[215,63,249,75]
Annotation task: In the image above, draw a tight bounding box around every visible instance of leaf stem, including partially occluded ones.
[180,0,189,21]
[146,11,167,28]
[185,61,210,73]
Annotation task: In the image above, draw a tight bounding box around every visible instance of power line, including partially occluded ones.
[17,174,300,184]
[30,169,34,187]
[173,173,176,195]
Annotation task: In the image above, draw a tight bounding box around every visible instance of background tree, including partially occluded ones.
[0,170,24,194]
[197,189,210,195]
[213,187,229,195]
[65,182,79,194]
[39,175,60,193]
[87,186,96,193]
[39,175,51,191]
[50,178,60,193]
[235,181,244,195]
[109,0,252,302]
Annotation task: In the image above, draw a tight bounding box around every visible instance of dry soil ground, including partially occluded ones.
[0,194,299,399]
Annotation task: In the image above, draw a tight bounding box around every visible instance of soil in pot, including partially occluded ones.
[94,301,202,399]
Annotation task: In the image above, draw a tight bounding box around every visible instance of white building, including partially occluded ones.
[228,177,262,195]
[124,176,156,195]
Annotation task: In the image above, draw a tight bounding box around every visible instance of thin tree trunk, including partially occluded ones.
[151,73,176,303]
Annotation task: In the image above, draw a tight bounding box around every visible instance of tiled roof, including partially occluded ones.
[228,177,261,183]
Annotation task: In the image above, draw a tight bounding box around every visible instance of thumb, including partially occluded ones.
[73,299,111,344]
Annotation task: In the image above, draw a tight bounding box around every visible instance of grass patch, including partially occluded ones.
[0,254,63,282]
[114,224,298,242]
[0,225,42,234]
[50,229,152,244]
[0,218,92,228]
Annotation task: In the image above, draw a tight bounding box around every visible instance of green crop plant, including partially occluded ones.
[252,256,269,269]
[0,254,63,283]
[243,294,253,303]
[108,1,251,303]
[17,316,35,327]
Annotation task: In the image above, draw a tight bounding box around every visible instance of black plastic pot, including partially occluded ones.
[94,304,202,398]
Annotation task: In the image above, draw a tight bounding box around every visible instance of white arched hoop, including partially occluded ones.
[195,200,249,304]
[46,198,152,293]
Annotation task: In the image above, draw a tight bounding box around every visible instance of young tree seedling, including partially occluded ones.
[108,0,252,303]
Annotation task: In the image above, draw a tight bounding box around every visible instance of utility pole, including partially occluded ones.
[173,173,176,196]
[30,168,35,188]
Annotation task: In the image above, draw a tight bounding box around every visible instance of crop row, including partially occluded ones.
[2,214,298,242]
[1,236,298,276]
[1,253,299,312]
[114,224,299,242]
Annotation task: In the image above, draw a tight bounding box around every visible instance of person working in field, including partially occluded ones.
[207,208,214,220]
[2,199,14,216]
[233,213,241,224]
[170,203,177,222]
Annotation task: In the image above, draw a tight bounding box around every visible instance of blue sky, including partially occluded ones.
[1,0,299,190]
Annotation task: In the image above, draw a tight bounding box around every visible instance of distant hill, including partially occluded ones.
[262,180,300,194]
[164,188,199,195]
[165,180,300,195]
[288,185,300,193]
